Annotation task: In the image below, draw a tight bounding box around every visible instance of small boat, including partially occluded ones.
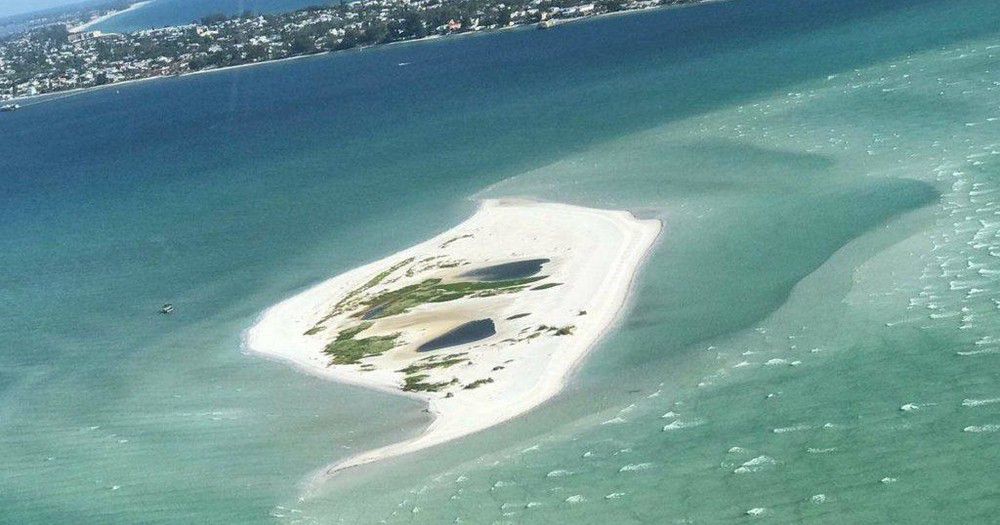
[160,304,174,314]
[1,103,20,112]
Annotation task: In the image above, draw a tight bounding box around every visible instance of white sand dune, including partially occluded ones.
[243,199,660,488]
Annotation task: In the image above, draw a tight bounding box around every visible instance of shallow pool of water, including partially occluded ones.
[418,319,497,352]
[461,259,549,281]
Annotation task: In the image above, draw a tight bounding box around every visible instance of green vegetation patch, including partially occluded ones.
[535,324,575,336]
[358,276,546,319]
[306,257,414,334]
[440,234,473,248]
[417,352,467,363]
[402,374,457,392]
[333,257,415,314]
[323,322,400,365]
[464,378,494,390]
[397,357,469,375]
[554,325,575,336]
[531,282,562,291]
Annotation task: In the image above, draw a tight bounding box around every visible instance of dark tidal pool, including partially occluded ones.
[418,319,497,352]
[461,259,550,281]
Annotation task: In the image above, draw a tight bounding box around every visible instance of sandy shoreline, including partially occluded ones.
[70,1,152,33]
[10,0,725,105]
[244,199,660,490]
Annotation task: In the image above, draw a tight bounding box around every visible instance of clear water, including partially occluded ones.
[3,0,1000,522]
[90,0,334,33]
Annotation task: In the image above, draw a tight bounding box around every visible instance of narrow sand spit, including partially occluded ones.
[70,1,152,32]
[244,199,661,486]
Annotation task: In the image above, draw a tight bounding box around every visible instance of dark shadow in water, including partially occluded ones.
[461,259,549,282]
[418,319,496,352]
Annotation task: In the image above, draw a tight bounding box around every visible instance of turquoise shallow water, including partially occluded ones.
[2,0,1000,522]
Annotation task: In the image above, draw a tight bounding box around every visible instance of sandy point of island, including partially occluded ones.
[243,198,661,487]
[70,1,153,33]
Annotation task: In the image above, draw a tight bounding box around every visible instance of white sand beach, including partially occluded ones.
[70,1,152,33]
[244,199,660,484]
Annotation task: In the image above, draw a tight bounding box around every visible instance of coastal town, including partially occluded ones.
[0,0,699,100]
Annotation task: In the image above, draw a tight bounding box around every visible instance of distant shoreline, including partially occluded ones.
[69,1,152,33]
[10,0,721,105]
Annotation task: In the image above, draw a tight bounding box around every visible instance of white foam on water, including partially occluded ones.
[660,411,678,419]
[963,424,1000,433]
[810,494,827,504]
[773,423,812,433]
[618,462,654,472]
[764,358,789,366]
[604,492,626,500]
[546,469,573,478]
[601,417,627,425]
[880,477,898,484]
[662,419,703,432]
[956,348,1000,356]
[734,455,776,474]
[746,507,768,517]
[807,447,837,454]
[565,495,587,504]
[962,398,1000,407]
